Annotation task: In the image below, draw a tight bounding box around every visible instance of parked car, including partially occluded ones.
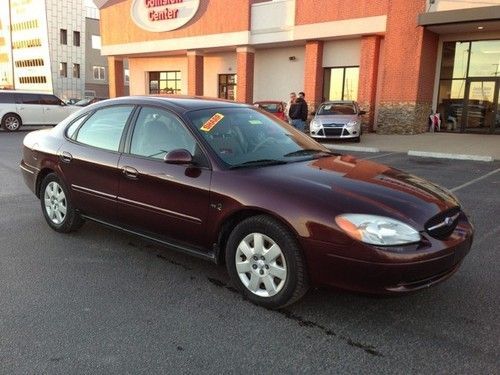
[0,90,80,131]
[254,101,287,121]
[65,98,81,105]
[74,97,107,107]
[310,100,365,142]
[20,96,473,309]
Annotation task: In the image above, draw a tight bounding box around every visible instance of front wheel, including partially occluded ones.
[225,215,309,309]
[40,173,84,232]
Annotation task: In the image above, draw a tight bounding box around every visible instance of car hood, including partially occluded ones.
[250,155,459,230]
[315,114,358,124]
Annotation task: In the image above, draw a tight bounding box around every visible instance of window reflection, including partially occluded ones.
[469,40,500,77]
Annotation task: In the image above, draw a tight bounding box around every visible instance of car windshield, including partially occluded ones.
[317,103,356,115]
[187,107,331,168]
[258,103,280,113]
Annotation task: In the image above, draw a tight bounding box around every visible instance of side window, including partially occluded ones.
[66,114,90,139]
[21,94,40,105]
[0,93,15,103]
[40,95,60,106]
[130,107,197,160]
[75,106,134,151]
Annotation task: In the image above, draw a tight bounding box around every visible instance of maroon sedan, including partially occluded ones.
[20,96,473,309]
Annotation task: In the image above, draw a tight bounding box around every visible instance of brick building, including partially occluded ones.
[94,0,500,135]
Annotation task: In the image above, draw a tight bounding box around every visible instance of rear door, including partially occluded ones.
[59,105,136,222]
[116,106,212,248]
[15,93,42,125]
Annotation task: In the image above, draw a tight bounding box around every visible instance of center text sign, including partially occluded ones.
[131,0,200,32]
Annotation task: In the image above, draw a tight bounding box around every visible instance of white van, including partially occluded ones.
[0,91,80,131]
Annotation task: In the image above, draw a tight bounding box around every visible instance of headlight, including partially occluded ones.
[310,119,322,130]
[335,214,421,246]
[345,120,358,128]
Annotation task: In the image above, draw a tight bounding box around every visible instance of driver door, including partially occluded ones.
[116,106,212,248]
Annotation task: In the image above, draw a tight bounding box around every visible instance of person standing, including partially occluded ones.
[298,92,308,128]
[285,92,297,124]
[289,92,306,131]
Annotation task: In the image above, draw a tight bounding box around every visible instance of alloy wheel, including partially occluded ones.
[5,116,20,131]
[44,181,67,225]
[235,232,287,297]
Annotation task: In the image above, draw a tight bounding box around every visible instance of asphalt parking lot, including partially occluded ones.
[1,129,499,374]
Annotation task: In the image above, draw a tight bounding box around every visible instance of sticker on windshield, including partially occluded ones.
[200,113,224,132]
[249,119,262,125]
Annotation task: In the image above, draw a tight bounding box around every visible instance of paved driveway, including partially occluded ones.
[1,130,499,374]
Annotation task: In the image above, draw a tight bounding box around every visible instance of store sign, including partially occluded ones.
[131,0,200,32]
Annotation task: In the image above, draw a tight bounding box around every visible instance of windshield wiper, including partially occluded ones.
[229,159,288,169]
[283,149,333,158]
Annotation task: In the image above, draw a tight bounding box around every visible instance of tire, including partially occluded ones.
[40,173,84,233]
[225,215,309,309]
[1,113,22,131]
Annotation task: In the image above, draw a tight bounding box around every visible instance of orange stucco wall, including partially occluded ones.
[100,0,251,46]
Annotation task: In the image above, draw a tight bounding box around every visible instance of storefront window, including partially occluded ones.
[437,40,500,134]
[323,67,359,101]
[149,71,181,94]
[219,74,237,101]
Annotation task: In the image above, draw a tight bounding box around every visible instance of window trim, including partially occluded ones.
[66,105,138,154]
[123,105,211,169]
[323,65,360,101]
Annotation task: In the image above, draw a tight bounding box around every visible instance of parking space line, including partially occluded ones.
[362,152,397,160]
[450,168,500,192]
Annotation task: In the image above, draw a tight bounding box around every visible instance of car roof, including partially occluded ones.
[0,90,57,95]
[321,100,357,105]
[254,101,283,104]
[95,95,252,112]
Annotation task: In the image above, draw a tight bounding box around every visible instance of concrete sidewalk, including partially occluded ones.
[325,133,500,161]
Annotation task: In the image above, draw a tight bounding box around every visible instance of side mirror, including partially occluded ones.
[358,110,366,116]
[164,149,193,165]
[311,111,316,116]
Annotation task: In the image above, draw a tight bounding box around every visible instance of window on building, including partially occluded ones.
[218,74,237,101]
[323,66,359,101]
[73,31,80,47]
[91,35,101,50]
[149,71,181,94]
[437,40,500,133]
[73,63,80,78]
[93,66,105,80]
[59,62,67,77]
[124,69,130,85]
[60,29,67,45]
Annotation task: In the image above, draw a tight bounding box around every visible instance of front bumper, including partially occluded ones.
[310,126,360,139]
[301,215,473,294]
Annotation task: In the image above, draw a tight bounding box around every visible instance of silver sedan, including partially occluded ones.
[309,100,365,142]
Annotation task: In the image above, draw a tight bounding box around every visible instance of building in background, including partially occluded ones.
[94,0,500,135]
[0,0,127,101]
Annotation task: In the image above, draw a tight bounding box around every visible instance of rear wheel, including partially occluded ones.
[225,215,309,309]
[40,173,83,232]
[1,113,22,131]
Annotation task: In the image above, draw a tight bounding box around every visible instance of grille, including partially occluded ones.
[425,207,461,240]
[323,123,344,128]
[324,128,344,136]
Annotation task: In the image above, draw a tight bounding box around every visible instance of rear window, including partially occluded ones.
[0,92,15,104]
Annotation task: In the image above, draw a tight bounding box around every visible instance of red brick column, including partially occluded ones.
[304,40,324,112]
[236,47,255,104]
[187,51,204,96]
[107,56,125,98]
[377,0,439,134]
[358,35,381,132]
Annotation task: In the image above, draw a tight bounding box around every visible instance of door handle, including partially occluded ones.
[122,166,139,180]
[60,151,73,163]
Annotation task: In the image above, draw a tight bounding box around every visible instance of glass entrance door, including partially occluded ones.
[462,79,499,133]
